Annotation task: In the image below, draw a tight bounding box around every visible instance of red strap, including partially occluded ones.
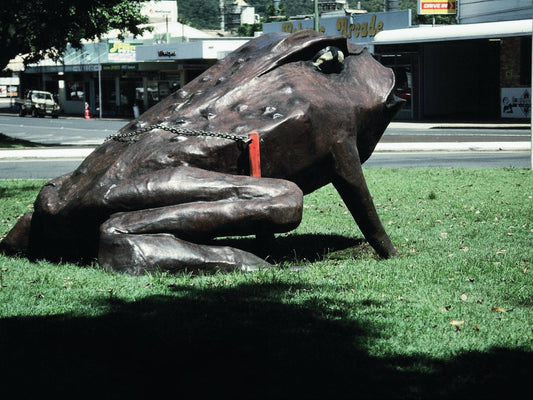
[248,131,261,177]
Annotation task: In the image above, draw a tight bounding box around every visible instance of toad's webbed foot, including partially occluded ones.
[0,212,33,256]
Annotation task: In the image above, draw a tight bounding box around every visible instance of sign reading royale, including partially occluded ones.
[262,10,411,44]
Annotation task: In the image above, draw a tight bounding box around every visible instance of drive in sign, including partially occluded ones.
[418,0,457,15]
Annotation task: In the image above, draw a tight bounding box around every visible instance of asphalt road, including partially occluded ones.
[1,115,530,146]
[0,114,125,145]
[0,114,531,179]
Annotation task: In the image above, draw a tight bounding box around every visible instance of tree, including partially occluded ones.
[178,0,221,30]
[0,0,150,72]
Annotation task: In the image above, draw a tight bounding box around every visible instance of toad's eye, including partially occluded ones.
[312,46,344,74]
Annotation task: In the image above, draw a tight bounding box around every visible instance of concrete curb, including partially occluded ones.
[375,142,531,152]
[388,122,531,130]
[0,148,94,160]
[0,142,530,160]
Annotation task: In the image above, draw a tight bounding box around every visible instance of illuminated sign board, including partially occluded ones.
[418,0,457,15]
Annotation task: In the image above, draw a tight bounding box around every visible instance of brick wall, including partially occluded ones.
[500,37,522,87]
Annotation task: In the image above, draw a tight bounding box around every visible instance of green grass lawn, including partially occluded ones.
[0,169,531,399]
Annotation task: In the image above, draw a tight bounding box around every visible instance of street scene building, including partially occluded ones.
[3,1,251,118]
[2,0,532,121]
[263,0,532,121]
[374,0,532,121]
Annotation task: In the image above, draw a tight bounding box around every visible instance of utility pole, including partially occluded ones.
[97,41,102,119]
[314,0,319,31]
[220,0,225,31]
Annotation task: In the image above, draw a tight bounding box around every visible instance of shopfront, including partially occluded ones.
[263,10,416,119]
[373,19,532,120]
[20,37,248,117]
[264,12,531,121]
[81,63,187,118]
[372,44,418,120]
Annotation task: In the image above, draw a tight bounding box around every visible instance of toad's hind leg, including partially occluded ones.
[98,169,303,275]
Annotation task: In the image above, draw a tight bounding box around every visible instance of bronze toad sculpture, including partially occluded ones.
[1,31,403,274]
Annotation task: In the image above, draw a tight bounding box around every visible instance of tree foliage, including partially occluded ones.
[0,0,149,71]
[177,0,221,31]
[177,0,314,31]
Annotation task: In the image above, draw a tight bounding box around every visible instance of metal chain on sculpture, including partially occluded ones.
[106,123,253,145]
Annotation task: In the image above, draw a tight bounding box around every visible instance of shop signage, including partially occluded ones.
[175,64,209,71]
[501,88,531,119]
[71,65,102,72]
[108,42,142,62]
[335,14,384,39]
[418,0,457,15]
[102,64,138,71]
[262,10,411,44]
[158,50,176,57]
[141,0,177,24]
[0,85,18,98]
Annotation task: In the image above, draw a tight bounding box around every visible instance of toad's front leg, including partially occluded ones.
[331,137,397,259]
[98,167,303,275]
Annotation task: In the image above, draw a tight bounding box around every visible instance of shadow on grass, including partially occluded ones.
[6,233,368,268]
[0,281,530,399]
[213,233,368,264]
[0,133,58,148]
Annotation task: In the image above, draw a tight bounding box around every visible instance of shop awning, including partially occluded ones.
[373,19,532,44]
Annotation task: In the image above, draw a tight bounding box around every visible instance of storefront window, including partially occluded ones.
[393,66,412,109]
[135,81,159,110]
[67,81,84,101]
[374,49,417,119]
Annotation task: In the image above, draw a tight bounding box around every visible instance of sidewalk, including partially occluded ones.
[379,121,531,152]
[0,118,531,160]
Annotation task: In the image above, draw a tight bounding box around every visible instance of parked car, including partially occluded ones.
[15,90,60,118]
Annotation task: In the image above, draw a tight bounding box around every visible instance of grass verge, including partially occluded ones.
[1,169,532,398]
